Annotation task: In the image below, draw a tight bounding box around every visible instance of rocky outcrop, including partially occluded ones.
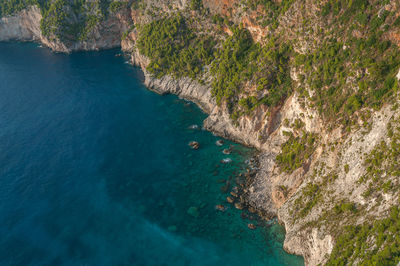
[0,5,131,52]
[283,227,334,266]
[128,49,215,113]
[0,6,42,42]
[275,99,400,265]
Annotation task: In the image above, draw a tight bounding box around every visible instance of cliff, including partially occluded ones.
[0,4,131,52]
[0,6,42,42]
[2,0,400,265]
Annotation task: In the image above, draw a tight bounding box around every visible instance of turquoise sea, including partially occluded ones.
[0,42,303,265]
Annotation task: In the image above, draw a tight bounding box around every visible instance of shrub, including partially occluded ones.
[276,132,316,173]
[137,14,214,80]
[0,0,38,17]
[327,206,400,265]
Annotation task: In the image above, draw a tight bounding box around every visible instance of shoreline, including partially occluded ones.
[127,53,304,260]
[6,1,399,262]
[125,50,283,225]
[17,40,281,223]
[1,8,294,258]
[1,37,304,262]
[0,41,306,265]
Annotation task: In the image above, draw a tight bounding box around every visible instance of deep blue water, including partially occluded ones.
[0,43,303,266]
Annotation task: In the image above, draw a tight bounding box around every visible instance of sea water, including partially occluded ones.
[0,43,303,266]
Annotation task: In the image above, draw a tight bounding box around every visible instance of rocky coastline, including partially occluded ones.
[3,2,400,265]
[0,5,131,52]
[125,44,330,265]
[0,8,323,264]
[0,7,316,265]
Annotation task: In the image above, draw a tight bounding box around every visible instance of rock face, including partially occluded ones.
[144,70,216,114]
[0,6,131,52]
[50,11,130,52]
[0,6,42,42]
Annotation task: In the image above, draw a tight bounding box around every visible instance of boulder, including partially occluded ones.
[188,141,200,150]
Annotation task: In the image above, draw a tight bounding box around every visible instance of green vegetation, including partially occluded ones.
[321,0,370,22]
[211,26,292,118]
[137,15,292,119]
[4,0,400,264]
[344,164,349,173]
[323,115,400,265]
[292,118,304,130]
[131,2,400,265]
[359,118,400,197]
[109,1,127,13]
[0,0,38,17]
[1,0,119,41]
[292,0,400,128]
[295,36,400,123]
[210,26,255,107]
[333,201,357,215]
[40,0,115,41]
[190,0,202,11]
[39,0,68,39]
[242,0,295,29]
[276,132,316,173]
[327,206,400,265]
[137,14,214,80]
[294,182,321,218]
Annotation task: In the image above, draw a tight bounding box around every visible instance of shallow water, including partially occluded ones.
[0,42,303,266]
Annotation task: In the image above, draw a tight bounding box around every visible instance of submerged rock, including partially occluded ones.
[232,186,239,193]
[188,124,199,130]
[220,181,230,193]
[248,214,257,221]
[248,207,257,214]
[226,196,234,203]
[187,206,199,218]
[188,141,200,150]
[235,177,245,186]
[167,225,177,232]
[222,148,231,155]
[215,204,226,212]
[234,202,243,210]
[215,139,224,146]
[247,223,256,230]
[221,158,232,164]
